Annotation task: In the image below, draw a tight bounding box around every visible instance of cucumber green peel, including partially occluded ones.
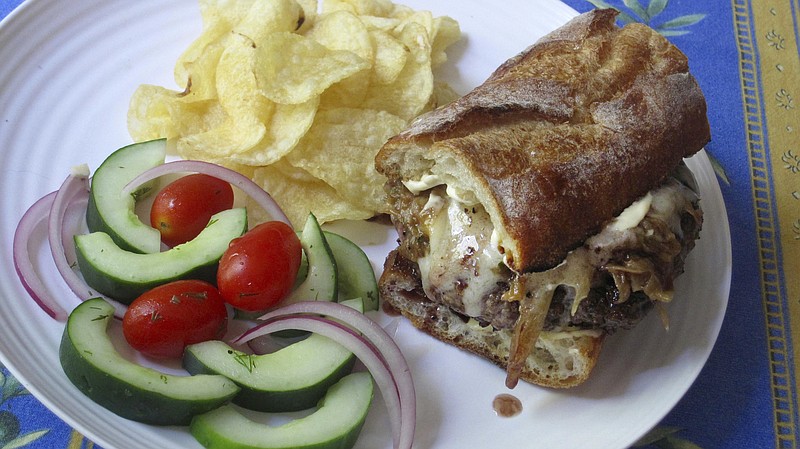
[75,208,247,303]
[323,232,379,311]
[291,229,379,311]
[284,213,338,305]
[59,298,239,426]
[185,298,365,412]
[190,372,374,449]
[184,334,355,413]
[85,139,166,254]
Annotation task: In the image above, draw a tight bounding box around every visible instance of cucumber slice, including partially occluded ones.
[293,232,379,311]
[183,333,355,413]
[86,139,166,254]
[59,298,239,426]
[336,297,365,314]
[190,372,373,449]
[324,232,379,311]
[187,299,364,411]
[206,298,364,412]
[75,208,247,303]
[284,213,337,305]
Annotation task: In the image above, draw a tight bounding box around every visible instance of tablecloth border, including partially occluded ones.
[735,0,800,447]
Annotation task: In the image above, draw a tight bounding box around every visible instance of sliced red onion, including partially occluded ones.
[234,313,415,449]
[257,301,415,426]
[121,160,291,226]
[61,196,88,269]
[47,171,127,319]
[13,191,67,320]
[48,172,92,298]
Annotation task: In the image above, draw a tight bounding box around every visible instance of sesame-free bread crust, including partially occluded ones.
[374,8,711,272]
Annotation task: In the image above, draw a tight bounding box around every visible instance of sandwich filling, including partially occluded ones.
[387,163,702,386]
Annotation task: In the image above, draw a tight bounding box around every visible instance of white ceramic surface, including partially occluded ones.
[0,1,731,448]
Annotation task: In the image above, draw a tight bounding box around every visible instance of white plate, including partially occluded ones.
[0,1,731,448]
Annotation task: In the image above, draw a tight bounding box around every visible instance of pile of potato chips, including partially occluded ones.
[128,0,460,227]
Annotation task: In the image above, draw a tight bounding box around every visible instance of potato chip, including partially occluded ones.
[285,107,406,213]
[307,10,375,108]
[431,16,461,67]
[431,80,461,108]
[395,10,433,38]
[294,0,319,33]
[198,0,255,29]
[307,10,372,61]
[255,31,369,104]
[176,0,253,96]
[128,0,463,227]
[369,28,407,85]
[228,97,319,166]
[172,34,276,163]
[252,160,374,228]
[215,34,269,118]
[232,0,304,43]
[336,0,394,17]
[177,115,266,160]
[358,15,401,31]
[173,24,228,100]
[128,85,226,142]
[361,21,433,120]
[388,2,414,20]
[320,0,355,15]
[319,72,373,110]
[180,0,304,97]
[128,85,176,142]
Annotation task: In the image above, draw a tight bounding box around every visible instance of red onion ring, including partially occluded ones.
[234,314,414,449]
[257,301,416,427]
[48,171,90,298]
[13,192,67,320]
[121,160,291,226]
[47,171,127,319]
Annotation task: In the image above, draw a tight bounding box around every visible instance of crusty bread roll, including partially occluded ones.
[376,8,710,273]
[374,9,709,388]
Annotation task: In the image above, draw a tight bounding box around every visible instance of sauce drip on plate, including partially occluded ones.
[492,393,522,417]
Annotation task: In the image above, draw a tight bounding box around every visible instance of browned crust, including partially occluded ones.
[379,250,605,388]
[375,9,710,272]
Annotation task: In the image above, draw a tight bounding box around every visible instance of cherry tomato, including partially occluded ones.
[217,221,302,312]
[122,280,228,359]
[150,174,235,247]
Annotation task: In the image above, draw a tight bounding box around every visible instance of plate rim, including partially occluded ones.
[0,1,731,448]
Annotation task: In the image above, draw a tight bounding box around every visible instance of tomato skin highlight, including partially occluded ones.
[122,280,228,359]
[150,174,235,247]
[217,221,302,312]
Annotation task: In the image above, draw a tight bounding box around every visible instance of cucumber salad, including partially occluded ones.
[13,139,415,449]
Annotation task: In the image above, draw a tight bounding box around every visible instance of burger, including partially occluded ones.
[374,8,710,388]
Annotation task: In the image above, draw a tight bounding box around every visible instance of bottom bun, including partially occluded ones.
[379,250,604,388]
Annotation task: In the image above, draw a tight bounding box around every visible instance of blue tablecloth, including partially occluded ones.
[1,0,798,448]
[564,3,800,447]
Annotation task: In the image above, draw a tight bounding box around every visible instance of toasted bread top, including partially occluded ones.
[375,9,710,272]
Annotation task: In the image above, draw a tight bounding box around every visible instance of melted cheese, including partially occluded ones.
[403,174,441,193]
[418,190,505,317]
[610,192,652,231]
[403,174,479,206]
[414,175,696,320]
[519,248,594,317]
